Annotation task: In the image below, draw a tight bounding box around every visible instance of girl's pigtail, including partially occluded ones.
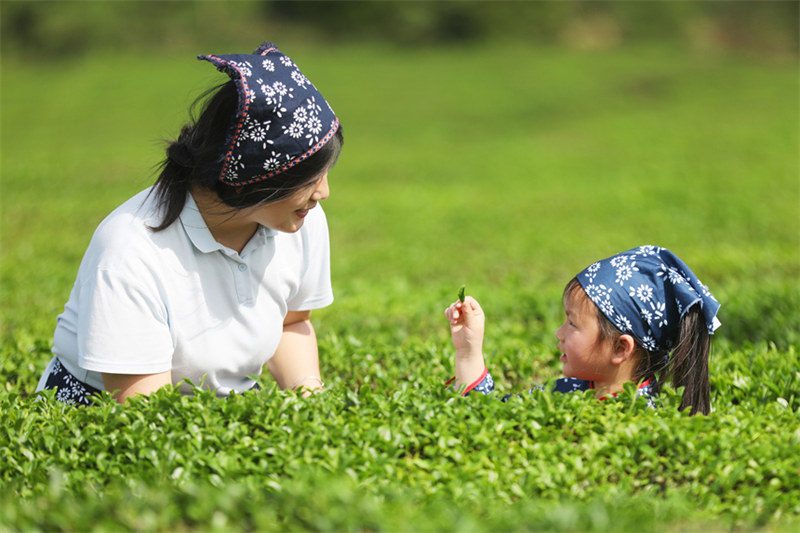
[663,305,711,415]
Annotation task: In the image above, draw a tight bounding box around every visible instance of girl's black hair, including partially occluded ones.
[563,277,711,415]
[657,306,710,415]
[150,80,343,232]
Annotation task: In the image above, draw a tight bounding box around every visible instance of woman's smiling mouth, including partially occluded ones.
[295,203,316,218]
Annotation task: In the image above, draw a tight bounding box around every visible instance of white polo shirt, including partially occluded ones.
[52,187,333,396]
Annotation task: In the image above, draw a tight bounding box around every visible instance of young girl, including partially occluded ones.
[445,245,721,415]
[36,42,343,404]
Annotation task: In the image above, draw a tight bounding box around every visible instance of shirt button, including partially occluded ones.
[238,264,247,272]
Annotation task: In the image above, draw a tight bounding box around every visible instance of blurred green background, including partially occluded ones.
[1,0,798,366]
[2,0,797,56]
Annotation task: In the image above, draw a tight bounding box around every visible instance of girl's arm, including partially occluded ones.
[267,310,324,396]
[444,296,487,390]
[102,370,172,403]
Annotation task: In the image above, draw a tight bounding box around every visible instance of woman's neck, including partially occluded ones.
[190,187,258,254]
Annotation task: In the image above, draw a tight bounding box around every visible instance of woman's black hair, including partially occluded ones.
[563,277,711,415]
[149,80,343,232]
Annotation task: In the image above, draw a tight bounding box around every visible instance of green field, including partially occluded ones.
[2,39,799,531]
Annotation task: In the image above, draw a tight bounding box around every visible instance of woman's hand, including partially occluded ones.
[444,295,486,388]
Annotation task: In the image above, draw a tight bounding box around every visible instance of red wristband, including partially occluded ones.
[444,366,489,396]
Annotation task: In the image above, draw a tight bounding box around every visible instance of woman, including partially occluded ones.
[36,42,344,404]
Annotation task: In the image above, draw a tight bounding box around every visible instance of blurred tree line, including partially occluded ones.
[1,0,797,60]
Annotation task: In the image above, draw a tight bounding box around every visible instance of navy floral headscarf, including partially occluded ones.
[577,245,721,353]
[199,42,339,185]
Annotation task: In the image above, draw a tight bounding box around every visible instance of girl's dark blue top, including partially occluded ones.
[458,371,656,407]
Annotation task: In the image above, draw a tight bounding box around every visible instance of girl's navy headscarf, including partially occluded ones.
[577,245,721,353]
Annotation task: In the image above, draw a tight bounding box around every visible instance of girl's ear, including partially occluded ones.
[611,334,637,365]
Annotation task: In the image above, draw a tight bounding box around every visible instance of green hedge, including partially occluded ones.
[2,349,798,531]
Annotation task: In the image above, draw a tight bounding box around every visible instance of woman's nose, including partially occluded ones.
[312,173,329,201]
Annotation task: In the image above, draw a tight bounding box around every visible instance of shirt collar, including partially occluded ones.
[241,225,274,257]
[179,193,276,256]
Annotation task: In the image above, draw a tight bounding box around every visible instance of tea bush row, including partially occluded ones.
[1,338,798,531]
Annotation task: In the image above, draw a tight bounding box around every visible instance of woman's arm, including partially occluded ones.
[102,370,172,403]
[267,310,324,396]
[102,311,322,401]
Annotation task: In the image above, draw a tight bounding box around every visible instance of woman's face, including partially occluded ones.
[243,172,330,233]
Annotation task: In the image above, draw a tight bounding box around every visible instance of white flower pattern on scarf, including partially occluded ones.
[577,245,720,353]
[199,42,339,185]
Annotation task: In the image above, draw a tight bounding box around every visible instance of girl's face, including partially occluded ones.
[242,172,330,233]
[555,289,615,383]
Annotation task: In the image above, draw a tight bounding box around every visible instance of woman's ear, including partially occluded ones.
[611,334,637,365]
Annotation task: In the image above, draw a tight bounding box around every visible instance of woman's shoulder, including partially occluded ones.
[91,188,158,236]
[81,188,169,270]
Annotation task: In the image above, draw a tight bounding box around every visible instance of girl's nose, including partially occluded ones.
[312,173,329,201]
[555,322,565,342]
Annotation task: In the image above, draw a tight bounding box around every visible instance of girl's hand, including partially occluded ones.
[445,295,486,387]
[445,296,485,354]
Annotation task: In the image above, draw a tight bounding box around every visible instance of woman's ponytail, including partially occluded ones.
[663,305,711,415]
[148,82,236,232]
[149,126,196,231]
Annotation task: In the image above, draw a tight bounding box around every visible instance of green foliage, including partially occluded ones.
[1,370,799,531]
[1,35,798,532]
